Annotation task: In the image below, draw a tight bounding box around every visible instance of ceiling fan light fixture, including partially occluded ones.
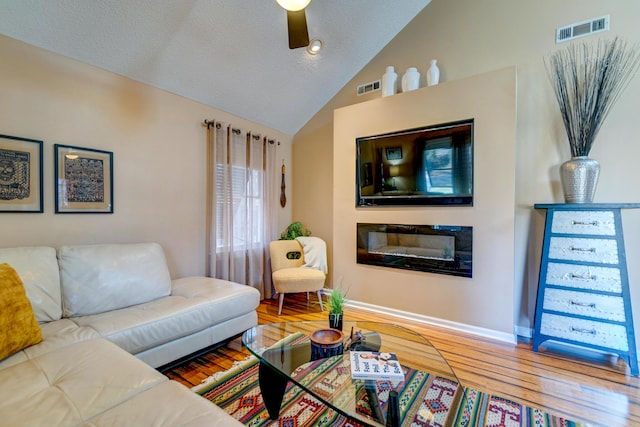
[276,0,310,12]
[307,38,323,55]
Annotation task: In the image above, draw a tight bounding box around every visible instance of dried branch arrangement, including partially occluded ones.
[545,37,640,157]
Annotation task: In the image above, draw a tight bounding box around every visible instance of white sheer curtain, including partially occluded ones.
[205,121,278,299]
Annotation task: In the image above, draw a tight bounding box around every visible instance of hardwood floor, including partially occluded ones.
[163,293,640,426]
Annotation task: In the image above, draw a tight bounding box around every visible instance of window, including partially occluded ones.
[215,163,264,250]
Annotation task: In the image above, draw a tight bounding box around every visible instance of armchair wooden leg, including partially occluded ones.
[316,290,324,311]
[278,293,285,315]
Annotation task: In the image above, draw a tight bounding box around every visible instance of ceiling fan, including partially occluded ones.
[276,0,311,49]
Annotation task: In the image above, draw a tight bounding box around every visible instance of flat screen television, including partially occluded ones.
[356,119,473,207]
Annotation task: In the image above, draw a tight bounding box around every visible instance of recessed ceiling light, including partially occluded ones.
[307,38,323,55]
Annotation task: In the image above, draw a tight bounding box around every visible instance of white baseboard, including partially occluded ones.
[514,325,533,339]
[345,299,517,345]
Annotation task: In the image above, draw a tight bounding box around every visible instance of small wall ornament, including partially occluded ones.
[280,160,286,208]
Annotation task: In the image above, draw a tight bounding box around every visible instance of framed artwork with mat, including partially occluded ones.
[55,144,113,214]
[0,134,43,213]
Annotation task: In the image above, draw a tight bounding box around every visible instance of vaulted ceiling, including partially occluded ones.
[0,1,430,135]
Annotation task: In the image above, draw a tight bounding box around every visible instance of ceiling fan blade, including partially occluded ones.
[286,9,310,49]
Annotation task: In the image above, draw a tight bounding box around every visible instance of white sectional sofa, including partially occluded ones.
[0,242,260,426]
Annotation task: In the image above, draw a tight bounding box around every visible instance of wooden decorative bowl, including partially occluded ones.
[310,328,344,361]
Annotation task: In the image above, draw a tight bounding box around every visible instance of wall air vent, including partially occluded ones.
[357,80,381,96]
[556,15,609,43]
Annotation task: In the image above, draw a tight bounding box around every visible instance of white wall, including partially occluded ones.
[333,68,516,338]
[0,35,293,278]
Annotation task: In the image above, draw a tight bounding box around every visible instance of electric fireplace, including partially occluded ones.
[357,223,472,277]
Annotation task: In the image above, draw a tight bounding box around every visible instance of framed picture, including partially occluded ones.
[0,134,43,213]
[386,147,403,160]
[55,144,113,214]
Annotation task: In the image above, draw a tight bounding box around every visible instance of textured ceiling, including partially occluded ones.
[0,0,430,135]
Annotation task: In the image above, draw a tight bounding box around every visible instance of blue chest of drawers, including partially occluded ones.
[533,203,639,376]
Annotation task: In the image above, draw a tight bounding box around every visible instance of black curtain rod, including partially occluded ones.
[203,119,279,145]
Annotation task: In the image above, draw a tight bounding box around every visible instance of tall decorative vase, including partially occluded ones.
[401,67,420,92]
[427,59,440,86]
[560,156,600,203]
[381,66,397,97]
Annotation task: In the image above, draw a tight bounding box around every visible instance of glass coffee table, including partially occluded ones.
[242,320,466,427]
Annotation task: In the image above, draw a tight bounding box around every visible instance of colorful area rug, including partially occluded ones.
[194,356,585,427]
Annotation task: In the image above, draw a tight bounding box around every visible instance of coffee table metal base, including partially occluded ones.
[258,361,289,419]
[258,359,399,426]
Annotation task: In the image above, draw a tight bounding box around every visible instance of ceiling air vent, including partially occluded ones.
[556,15,609,43]
[357,80,381,96]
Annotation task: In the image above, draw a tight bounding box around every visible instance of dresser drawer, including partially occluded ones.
[540,313,628,351]
[543,288,625,322]
[548,237,618,264]
[551,210,615,235]
[545,262,622,293]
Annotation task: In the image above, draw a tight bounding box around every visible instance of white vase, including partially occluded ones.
[401,67,420,92]
[427,59,440,86]
[381,66,397,97]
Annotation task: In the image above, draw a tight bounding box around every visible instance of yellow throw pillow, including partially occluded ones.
[0,263,43,360]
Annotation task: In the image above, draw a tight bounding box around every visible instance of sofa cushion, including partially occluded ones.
[0,246,62,322]
[0,263,43,361]
[72,277,260,355]
[0,338,167,426]
[0,319,101,371]
[58,243,172,317]
[272,267,326,293]
[81,380,244,426]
